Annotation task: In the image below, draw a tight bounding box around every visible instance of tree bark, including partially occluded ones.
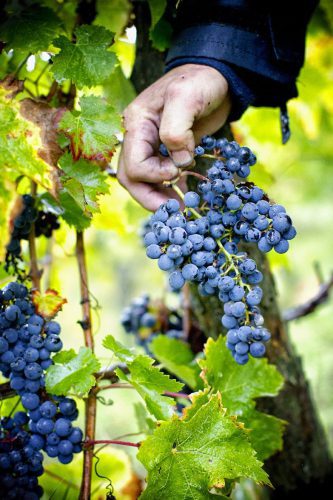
[131,1,333,495]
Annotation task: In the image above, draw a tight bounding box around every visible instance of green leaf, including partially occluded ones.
[95,0,132,35]
[241,410,286,461]
[58,191,91,230]
[199,337,285,460]
[150,18,173,51]
[138,393,270,499]
[147,0,167,29]
[38,183,92,230]
[51,25,118,88]
[58,96,121,161]
[103,334,183,420]
[200,337,284,416]
[103,66,136,112]
[0,86,52,190]
[103,334,135,363]
[62,178,86,211]
[58,152,110,225]
[150,335,202,390]
[0,6,62,53]
[134,402,156,435]
[52,349,76,364]
[45,347,100,396]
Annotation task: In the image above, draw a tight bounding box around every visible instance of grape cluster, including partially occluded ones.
[121,294,183,353]
[6,195,38,257]
[146,136,296,364]
[0,411,44,499]
[0,281,83,490]
[35,211,60,238]
[5,195,60,274]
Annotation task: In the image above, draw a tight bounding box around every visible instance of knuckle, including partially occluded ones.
[166,79,187,99]
[160,129,186,149]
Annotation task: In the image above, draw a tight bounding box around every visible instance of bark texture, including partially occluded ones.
[132,1,333,495]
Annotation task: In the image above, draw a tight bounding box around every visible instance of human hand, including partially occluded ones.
[117,64,231,211]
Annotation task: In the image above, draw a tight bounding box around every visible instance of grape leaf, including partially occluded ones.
[138,392,270,500]
[52,350,76,364]
[147,0,167,29]
[150,335,202,390]
[199,337,285,460]
[150,18,173,51]
[241,410,286,461]
[103,66,136,112]
[32,289,67,319]
[103,334,183,420]
[51,25,118,88]
[40,186,91,231]
[45,347,100,396]
[134,402,156,435]
[0,86,52,190]
[199,337,283,415]
[0,5,62,53]
[95,0,132,35]
[59,153,109,208]
[58,96,121,161]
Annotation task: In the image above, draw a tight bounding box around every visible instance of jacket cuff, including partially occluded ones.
[166,23,300,84]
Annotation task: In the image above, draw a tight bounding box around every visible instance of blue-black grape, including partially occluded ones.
[144,135,296,364]
[0,281,83,487]
[120,293,184,354]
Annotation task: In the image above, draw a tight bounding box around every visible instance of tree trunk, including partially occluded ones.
[131,1,333,495]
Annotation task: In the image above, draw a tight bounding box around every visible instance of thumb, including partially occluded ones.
[159,81,197,167]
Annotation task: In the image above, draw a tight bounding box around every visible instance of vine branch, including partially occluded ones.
[283,273,333,321]
[28,181,41,290]
[76,231,94,350]
[76,231,95,500]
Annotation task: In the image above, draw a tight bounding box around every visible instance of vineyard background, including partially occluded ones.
[0,1,332,498]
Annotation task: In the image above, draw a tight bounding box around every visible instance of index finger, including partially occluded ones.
[121,107,179,184]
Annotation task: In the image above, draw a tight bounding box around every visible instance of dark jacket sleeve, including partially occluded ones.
[165,0,319,122]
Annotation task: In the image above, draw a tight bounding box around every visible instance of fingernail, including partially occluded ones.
[170,150,193,168]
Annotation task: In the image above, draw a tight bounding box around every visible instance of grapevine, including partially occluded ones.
[0,0,330,497]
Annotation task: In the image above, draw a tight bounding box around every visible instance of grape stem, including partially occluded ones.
[76,231,95,500]
[180,170,209,182]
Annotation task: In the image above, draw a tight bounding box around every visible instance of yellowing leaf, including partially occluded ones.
[58,95,122,161]
[0,86,52,190]
[32,289,67,319]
